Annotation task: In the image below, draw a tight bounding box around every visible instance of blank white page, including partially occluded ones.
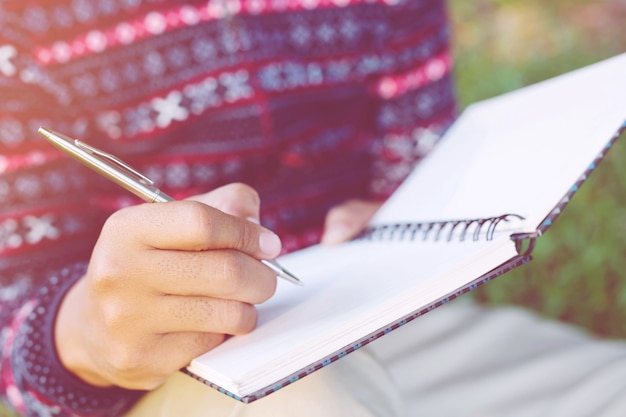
[189,235,517,397]
[372,53,626,232]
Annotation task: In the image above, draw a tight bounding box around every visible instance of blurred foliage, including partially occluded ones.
[449,0,626,338]
[451,0,626,106]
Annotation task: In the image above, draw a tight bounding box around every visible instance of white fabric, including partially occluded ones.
[126,299,626,417]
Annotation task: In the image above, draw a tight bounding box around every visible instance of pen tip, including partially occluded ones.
[280,269,304,286]
[261,259,304,286]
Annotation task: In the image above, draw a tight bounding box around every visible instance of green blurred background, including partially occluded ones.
[450,0,626,338]
[1,0,625,415]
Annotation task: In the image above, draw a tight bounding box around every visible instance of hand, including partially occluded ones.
[321,199,383,245]
[54,184,280,390]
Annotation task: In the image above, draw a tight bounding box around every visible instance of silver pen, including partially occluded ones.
[38,127,303,286]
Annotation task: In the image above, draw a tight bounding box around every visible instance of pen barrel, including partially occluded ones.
[38,127,301,286]
[39,127,175,203]
[111,175,174,203]
[70,149,174,203]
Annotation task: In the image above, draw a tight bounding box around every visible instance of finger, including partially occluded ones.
[148,295,258,335]
[151,332,226,379]
[142,249,277,303]
[103,332,225,390]
[187,183,261,222]
[322,200,382,245]
[105,200,282,259]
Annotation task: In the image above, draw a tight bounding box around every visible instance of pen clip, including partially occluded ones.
[74,140,154,186]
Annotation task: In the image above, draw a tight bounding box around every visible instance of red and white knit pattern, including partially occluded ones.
[0,0,456,415]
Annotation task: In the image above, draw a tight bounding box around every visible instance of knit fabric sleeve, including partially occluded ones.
[0,0,458,414]
[1,261,145,416]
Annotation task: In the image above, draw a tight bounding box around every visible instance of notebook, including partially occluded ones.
[183,53,626,402]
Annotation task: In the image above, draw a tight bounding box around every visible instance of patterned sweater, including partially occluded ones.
[0,0,456,415]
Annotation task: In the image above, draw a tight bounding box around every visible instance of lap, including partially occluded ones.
[125,299,626,417]
[124,348,403,417]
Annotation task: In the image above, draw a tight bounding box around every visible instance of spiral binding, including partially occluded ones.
[358,213,524,242]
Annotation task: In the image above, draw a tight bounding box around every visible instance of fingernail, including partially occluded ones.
[246,216,260,225]
[259,231,282,257]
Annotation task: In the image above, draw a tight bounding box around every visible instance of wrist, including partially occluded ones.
[54,276,112,387]
[11,261,143,415]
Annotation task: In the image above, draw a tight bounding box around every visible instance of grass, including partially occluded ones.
[449,0,626,338]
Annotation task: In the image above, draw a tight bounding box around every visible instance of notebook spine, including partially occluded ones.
[359,213,524,242]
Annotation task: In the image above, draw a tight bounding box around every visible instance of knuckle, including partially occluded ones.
[257,271,277,302]
[101,209,124,230]
[101,207,134,236]
[218,252,276,302]
[235,221,258,253]
[100,301,130,333]
[89,214,137,293]
[104,342,172,390]
[219,251,247,285]
[217,183,261,217]
[215,251,277,302]
[184,200,212,228]
[221,302,256,334]
[230,182,259,201]
[182,201,216,245]
[105,342,144,376]
[89,259,122,294]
